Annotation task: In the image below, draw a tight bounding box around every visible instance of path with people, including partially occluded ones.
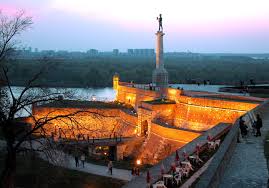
[0,139,132,181]
[219,103,269,188]
[31,141,133,181]
[40,150,132,181]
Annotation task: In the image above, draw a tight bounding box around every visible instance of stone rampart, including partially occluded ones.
[117,84,259,132]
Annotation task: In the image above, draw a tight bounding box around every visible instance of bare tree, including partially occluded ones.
[0,10,32,64]
[0,65,122,188]
[0,10,33,188]
[0,11,118,188]
[0,10,129,188]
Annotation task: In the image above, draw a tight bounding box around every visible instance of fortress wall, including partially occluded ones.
[138,123,200,164]
[150,123,200,143]
[143,103,176,124]
[172,97,258,131]
[177,95,258,111]
[166,88,182,101]
[32,106,136,139]
[118,110,137,135]
[117,85,160,108]
[173,103,244,131]
[116,83,258,132]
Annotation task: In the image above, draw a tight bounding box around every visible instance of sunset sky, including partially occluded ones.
[1,0,269,53]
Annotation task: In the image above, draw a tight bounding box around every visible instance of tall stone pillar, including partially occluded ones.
[156,31,164,69]
[152,31,168,89]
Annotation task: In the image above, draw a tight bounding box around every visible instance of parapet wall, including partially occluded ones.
[150,123,200,144]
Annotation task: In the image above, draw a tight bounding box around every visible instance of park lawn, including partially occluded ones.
[0,151,126,188]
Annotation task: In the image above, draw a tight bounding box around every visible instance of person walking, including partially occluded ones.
[81,153,86,168]
[75,155,79,167]
[255,114,263,137]
[108,160,113,175]
[239,117,248,138]
[131,167,136,179]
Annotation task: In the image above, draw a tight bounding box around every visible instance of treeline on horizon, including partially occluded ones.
[6,56,269,88]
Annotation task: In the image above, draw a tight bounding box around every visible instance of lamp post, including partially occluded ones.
[135,159,141,176]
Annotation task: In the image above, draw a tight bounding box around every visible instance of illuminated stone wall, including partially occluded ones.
[32,106,137,139]
[116,83,160,109]
[137,102,176,135]
[138,122,200,164]
[116,83,259,132]
[172,96,258,131]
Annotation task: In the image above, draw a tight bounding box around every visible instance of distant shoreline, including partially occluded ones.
[8,83,112,89]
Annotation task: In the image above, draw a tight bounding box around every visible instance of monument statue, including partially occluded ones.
[157,14,163,32]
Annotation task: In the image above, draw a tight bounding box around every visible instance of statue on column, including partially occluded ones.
[157,14,163,32]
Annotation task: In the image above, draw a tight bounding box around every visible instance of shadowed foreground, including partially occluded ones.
[0,151,125,188]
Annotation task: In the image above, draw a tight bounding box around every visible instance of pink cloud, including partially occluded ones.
[0,3,34,17]
[168,18,269,38]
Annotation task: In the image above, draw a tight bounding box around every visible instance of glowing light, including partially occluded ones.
[136,159,141,165]
[91,95,97,101]
[168,89,177,95]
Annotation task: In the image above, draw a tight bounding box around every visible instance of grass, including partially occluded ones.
[0,151,126,188]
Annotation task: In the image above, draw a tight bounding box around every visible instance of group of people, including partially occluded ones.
[239,114,263,138]
[131,167,140,177]
[74,153,86,168]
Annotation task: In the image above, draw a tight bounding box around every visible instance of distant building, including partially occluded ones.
[57,50,69,57]
[127,49,134,55]
[127,49,154,56]
[87,49,99,56]
[113,49,119,56]
[40,50,55,57]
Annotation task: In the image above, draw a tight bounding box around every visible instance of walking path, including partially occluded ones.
[39,150,132,181]
[0,138,132,181]
[219,103,269,188]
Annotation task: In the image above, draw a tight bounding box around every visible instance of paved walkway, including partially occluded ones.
[220,104,269,188]
[39,151,132,181]
[18,139,132,181]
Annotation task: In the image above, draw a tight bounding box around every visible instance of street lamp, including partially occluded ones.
[136,159,141,166]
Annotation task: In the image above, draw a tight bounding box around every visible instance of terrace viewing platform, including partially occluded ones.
[119,81,161,91]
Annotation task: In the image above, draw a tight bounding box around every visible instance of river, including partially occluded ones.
[10,84,230,102]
